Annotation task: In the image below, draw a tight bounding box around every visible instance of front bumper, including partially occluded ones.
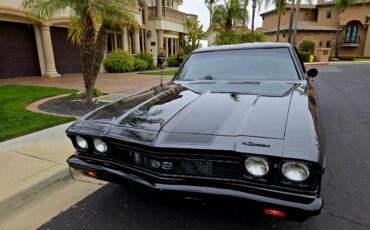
[67,154,323,217]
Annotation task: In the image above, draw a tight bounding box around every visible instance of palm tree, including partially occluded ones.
[274,0,286,42]
[212,0,244,31]
[334,0,355,58]
[251,0,267,34]
[22,0,137,105]
[205,0,219,25]
[290,0,312,46]
[291,0,302,46]
[185,18,205,51]
[240,0,249,30]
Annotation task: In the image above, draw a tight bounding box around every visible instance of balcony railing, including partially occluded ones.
[148,7,198,24]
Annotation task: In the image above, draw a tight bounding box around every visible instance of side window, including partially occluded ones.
[326,11,332,19]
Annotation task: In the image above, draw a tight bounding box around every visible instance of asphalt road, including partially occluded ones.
[39,63,370,230]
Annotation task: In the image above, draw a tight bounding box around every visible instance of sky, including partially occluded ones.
[179,0,272,32]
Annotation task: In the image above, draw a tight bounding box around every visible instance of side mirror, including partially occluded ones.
[307,68,318,78]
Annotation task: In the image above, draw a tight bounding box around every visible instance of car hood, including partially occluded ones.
[84,81,298,140]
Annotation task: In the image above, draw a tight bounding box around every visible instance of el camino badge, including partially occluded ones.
[242,141,271,148]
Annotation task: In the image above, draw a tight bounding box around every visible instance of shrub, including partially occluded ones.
[238,32,266,43]
[299,40,315,53]
[136,52,154,69]
[338,55,356,61]
[93,87,102,97]
[166,54,179,67]
[215,31,240,45]
[355,56,370,60]
[299,52,310,62]
[133,58,148,71]
[69,91,80,98]
[215,31,266,45]
[104,50,135,73]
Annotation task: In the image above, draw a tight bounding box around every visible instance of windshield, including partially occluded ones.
[175,48,300,81]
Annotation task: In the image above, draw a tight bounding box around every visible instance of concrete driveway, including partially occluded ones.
[0,72,174,94]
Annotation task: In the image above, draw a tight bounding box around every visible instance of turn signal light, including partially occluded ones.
[86,171,97,177]
[263,208,286,217]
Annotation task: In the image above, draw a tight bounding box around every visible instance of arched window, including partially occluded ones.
[345,24,358,43]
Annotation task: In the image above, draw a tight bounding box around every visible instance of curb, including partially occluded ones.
[0,165,75,220]
[26,94,80,119]
[304,62,330,67]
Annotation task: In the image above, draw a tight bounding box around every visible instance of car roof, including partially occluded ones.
[192,42,292,54]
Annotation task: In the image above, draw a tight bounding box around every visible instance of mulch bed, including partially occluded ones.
[38,95,106,117]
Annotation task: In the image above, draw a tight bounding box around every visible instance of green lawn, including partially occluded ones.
[138,70,178,76]
[0,85,76,142]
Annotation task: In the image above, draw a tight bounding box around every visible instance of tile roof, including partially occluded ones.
[260,4,316,16]
[262,22,337,33]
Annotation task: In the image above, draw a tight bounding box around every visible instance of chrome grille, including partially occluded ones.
[106,145,244,179]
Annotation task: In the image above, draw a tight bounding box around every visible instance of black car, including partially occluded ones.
[66,42,324,220]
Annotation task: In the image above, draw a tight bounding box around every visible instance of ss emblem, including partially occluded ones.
[161,161,173,170]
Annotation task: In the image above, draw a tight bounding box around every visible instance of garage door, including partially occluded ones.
[51,27,81,74]
[0,21,41,79]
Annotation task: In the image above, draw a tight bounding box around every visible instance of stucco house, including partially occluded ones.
[261,0,370,57]
[0,0,197,79]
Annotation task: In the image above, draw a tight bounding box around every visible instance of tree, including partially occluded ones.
[291,0,301,46]
[215,31,265,45]
[250,0,259,34]
[185,18,205,51]
[205,0,219,24]
[240,0,249,30]
[291,0,313,45]
[334,0,355,58]
[22,0,138,105]
[274,0,286,42]
[212,0,244,31]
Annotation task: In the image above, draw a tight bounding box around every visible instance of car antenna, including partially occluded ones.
[157,55,165,90]
[160,66,164,89]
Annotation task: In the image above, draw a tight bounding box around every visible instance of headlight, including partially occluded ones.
[93,138,107,153]
[244,157,269,177]
[76,135,88,149]
[282,162,310,182]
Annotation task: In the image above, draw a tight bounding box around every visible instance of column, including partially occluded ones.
[141,30,145,52]
[114,33,118,50]
[364,27,370,56]
[145,30,151,52]
[99,50,106,73]
[121,30,125,50]
[178,33,184,55]
[156,0,162,18]
[157,29,164,51]
[123,28,129,51]
[134,29,141,54]
[40,25,60,77]
[164,38,168,56]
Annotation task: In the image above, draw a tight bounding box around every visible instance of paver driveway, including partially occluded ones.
[0,72,173,94]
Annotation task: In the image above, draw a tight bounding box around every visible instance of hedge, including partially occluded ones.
[338,55,356,61]
[136,52,154,69]
[133,58,148,71]
[299,52,310,62]
[166,54,180,67]
[104,50,135,72]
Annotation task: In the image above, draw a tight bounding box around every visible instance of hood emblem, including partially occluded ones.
[242,141,271,148]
